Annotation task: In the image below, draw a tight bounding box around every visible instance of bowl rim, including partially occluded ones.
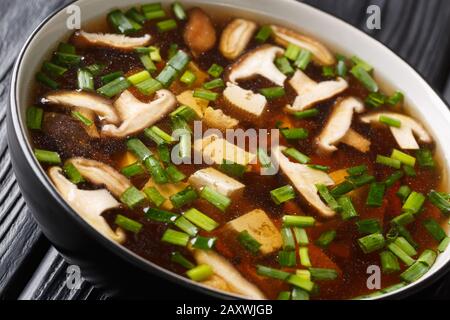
[9,0,450,300]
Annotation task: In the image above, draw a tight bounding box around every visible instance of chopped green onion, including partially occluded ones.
[97,76,130,98]
[139,54,157,72]
[356,219,381,234]
[53,52,81,66]
[147,46,161,61]
[144,126,174,145]
[417,249,437,267]
[281,127,309,140]
[397,225,418,249]
[397,185,412,202]
[400,261,429,283]
[416,149,435,168]
[438,237,450,253]
[42,61,67,77]
[255,25,272,42]
[351,56,373,72]
[203,78,225,90]
[346,173,375,187]
[168,50,190,71]
[157,19,177,32]
[315,230,336,248]
[114,214,142,233]
[379,115,401,128]
[77,69,94,90]
[282,147,310,164]
[156,65,178,87]
[270,185,296,205]
[143,5,166,20]
[167,43,178,59]
[26,107,43,130]
[428,190,450,214]
[180,70,197,85]
[365,92,386,108]
[286,275,314,292]
[291,288,310,300]
[108,9,136,33]
[172,2,187,20]
[219,160,246,178]
[71,110,93,126]
[336,59,347,77]
[293,227,309,245]
[256,265,290,280]
[182,208,218,233]
[121,162,145,177]
[338,196,358,220]
[125,7,146,24]
[358,233,385,254]
[36,72,59,89]
[171,105,198,122]
[101,71,124,84]
[145,156,169,184]
[171,251,195,269]
[186,264,213,281]
[281,227,296,250]
[316,184,341,212]
[34,149,61,164]
[200,186,231,211]
[257,148,272,168]
[237,230,261,254]
[127,138,152,161]
[293,108,319,119]
[384,171,404,188]
[284,43,301,61]
[403,165,416,177]
[307,164,330,172]
[161,229,190,247]
[191,235,216,250]
[387,242,415,266]
[351,65,378,92]
[322,66,335,77]
[174,216,198,236]
[309,268,338,281]
[207,63,224,78]
[135,77,162,95]
[57,42,75,54]
[386,91,404,105]
[145,207,179,223]
[299,247,312,267]
[392,211,415,226]
[85,63,105,76]
[283,215,315,227]
[376,155,401,169]
[366,182,386,207]
[278,250,296,267]
[276,57,294,75]
[120,186,146,209]
[347,165,368,176]
[166,164,186,183]
[193,88,218,101]
[423,218,446,242]
[394,237,417,257]
[127,70,151,85]
[170,186,198,208]
[277,291,291,300]
[330,181,355,198]
[259,86,285,99]
[402,191,425,214]
[141,3,162,13]
[63,162,84,184]
[380,251,400,274]
[391,149,416,167]
[143,187,166,207]
[157,144,171,164]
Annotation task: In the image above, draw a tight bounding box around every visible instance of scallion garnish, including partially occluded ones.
[200,186,231,212]
[193,88,218,101]
[77,69,94,91]
[63,162,84,184]
[365,92,386,108]
[376,155,401,169]
[85,63,105,76]
[180,70,197,86]
[34,149,61,164]
[71,110,93,126]
[356,218,381,234]
[366,182,386,207]
[114,214,143,233]
[384,171,404,188]
[186,264,213,282]
[121,162,145,177]
[394,236,417,257]
[379,115,401,128]
[144,126,174,145]
[309,268,338,281]
[101,71,124,84]
[42,61,67,77]
[392,211,415,226]
[174,216,198,236]
[316,184,341,212]
[287,275,315,292]
[351,56,373,72]
[322,66,335,77]
[158,144,171,164]
[259,87,285,99]
[53,52,81,66]
[347,165,368,176]
[403,165,416,177]
[145,156,169,184]
[346,173,375,187]
[438,237,450,253]
[161,228,190,246]
[237,230,261,254]
[108,9,137,33]
[142,6,166,20]
[127,138,152,161]
[416,148,435,168]
[57,42,75,54]
[380,251,400,274]
[257,148,272,168]
[423,218,446,242]
[207,63,224,78]
[156,65,178,87]
[125,7,146,25]
[145,207,179,223]
[136,78,162,95]
[256,265,290,280]
[330,181,355,198]
[387,242,415,266]
[165,164,186,183]
[183,208,219,232]
[255,25,272,43]
[280,127,309,140]
[282,147,310,164]
[120,186,146,209]
[157,19,177,32]
[191,235,217,250]
[143,187,166,207]
[350,65,378,92]
[284,43,300,61]
[275,56,294,75]
[219,160,246,178]
[386,91,404,105]
[171,105,199,122]
[270,185,296,205]
[281,227,295,251]
[336,59,347,77]
[400,260,429,283]
[170,186,198,208]
[293,227,309,245]
[402,191,425,214]
[428,190,450,214]
[203,78,225,90]
[171,251,195,269]
[97,76,130,98]
[36,72,59,89]
[172,2,187,20]
[315,230,336,248]
[127,70,151,85]
[26,107,43,130]
[278,250,296,267]
[277,291,291,300]
[299,247,312,267]
[391,149,416,167]
[338,196,358,220]
[293,108,319,120]
[167,50,190,71]
[307,164,330,172]
[397,185,412,202]
[283,215,315,227]
[358,233,385,254]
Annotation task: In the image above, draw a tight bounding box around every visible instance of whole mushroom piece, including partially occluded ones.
[184,8,217,56]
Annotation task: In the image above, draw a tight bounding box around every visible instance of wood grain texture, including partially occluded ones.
[0,0,449,300]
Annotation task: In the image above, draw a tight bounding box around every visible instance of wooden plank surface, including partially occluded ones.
[0,0,449,300]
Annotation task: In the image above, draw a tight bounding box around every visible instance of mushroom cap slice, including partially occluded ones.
[67,157,131,198]
[184,8,217,55]
[286,70,348,112]
[227,45,286,86]
[340,128,371,153]
[48,167,125,243]
[44,90,119,124]
[74,30,151,50]
[360,112,432,149]
[316,97,365,154]
[192,249,266,299]
[273,145,336,218]
[270,25,335,66]
[220,18,257,59]
[102,89,177,138]
[223,82,267,117]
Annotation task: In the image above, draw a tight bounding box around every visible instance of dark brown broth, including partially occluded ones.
[30,7,447,300]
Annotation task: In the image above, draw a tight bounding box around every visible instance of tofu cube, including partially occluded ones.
[189,167,245,197]
[223,83,267,117]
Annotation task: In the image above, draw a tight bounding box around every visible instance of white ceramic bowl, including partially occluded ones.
[9,0,450,299]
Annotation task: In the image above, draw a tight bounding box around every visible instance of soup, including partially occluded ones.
[27,2,450,300]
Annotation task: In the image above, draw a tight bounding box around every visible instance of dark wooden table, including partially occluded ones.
[1,0,449,300]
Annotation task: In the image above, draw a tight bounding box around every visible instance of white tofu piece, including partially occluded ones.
[223,82,267,117]
[193,134,256,166]
[226,209,282,255]
[189,167,245,197]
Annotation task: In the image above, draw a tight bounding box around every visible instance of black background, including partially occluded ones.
[0,0,449,300]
